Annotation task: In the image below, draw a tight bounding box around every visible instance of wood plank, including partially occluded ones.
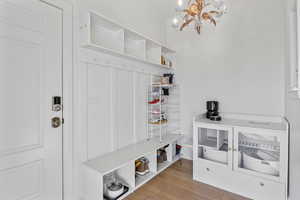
[126,159,250,200]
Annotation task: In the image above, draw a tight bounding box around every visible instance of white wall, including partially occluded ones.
[166,0,286,139]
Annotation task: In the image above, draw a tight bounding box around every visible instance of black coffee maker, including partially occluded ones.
[206,101,222,121]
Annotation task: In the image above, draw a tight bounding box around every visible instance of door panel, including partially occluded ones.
[0,160,42,199]
[0,0,63,199]
[233,127,284,182]
[195,124,233,169]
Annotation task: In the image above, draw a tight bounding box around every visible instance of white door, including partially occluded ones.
[0,0,63,199]
[194,123,233,169]
[233,127,286,182]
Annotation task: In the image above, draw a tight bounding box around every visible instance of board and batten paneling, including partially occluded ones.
[113,69,135,149]
[134,73,151,142]
[83,58,155,160]
[87,64,113,159]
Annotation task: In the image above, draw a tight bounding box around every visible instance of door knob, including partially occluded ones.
[51,117,61,128]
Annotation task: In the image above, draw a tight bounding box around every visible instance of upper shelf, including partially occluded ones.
[80,11,176,70]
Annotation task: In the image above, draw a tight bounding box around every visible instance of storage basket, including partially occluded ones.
[203,147,227,164]
[242,151,279,176]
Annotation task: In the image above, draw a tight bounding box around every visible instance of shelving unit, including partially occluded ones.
[148,75,180,142]
[81,134,183,200]
[81,11,176,69]
[193,115,289,200]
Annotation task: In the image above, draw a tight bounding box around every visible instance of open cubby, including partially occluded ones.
[171,141,182,161]
[124,30,146,59]
[90,12,124,53]
[102,163,135,200]
[135,152,157,188]
[81,11,176,69]
[161,47,176,68]
[157,144,173,172]
[146,41,161,64]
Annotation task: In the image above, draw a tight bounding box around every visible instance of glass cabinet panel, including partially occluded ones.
[237,131,280,177]
[197,127,230,165]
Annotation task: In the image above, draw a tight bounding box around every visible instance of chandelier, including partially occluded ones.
[172,0,227,34]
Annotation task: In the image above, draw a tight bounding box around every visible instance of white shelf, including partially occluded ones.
[135,172,155,188]
[152,84,176,88]
[157,161,171,172]
[157,156,181,173]
[81,11,176,70]
[82,43,173,69]
[85,134,182,175]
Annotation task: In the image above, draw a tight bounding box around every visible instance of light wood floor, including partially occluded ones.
[125,159,250,200]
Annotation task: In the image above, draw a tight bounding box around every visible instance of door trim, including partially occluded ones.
[39,0,73,200]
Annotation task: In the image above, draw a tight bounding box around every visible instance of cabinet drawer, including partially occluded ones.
[194,159,286,200]
[234,173,286,200]
[194,159,234,191]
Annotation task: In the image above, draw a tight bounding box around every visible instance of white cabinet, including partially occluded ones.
[193,116,288,200]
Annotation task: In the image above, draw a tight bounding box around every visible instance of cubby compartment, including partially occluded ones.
[157,144,172,172]
[90,13,124,53]
[135,152,157,188]
[103,163,135,200]
[124,30,146,59]
[82,12,176,69]
[171,141,182,161]
[146,41,162,64]
[161,47,176,68]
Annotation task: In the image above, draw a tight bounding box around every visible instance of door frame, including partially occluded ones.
[40,0,73,199]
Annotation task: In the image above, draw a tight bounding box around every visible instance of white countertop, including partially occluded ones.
[84,134,183,174]
[194,116,287,131]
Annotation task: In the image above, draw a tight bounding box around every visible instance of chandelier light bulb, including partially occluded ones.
[177,0,183,7]
[172,17,180,28]
[176,0,185,11]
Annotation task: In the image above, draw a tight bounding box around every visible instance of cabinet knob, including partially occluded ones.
[206,168,210,172]
[260,182,264,187]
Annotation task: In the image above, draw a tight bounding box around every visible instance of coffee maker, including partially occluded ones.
[206,101,221,121]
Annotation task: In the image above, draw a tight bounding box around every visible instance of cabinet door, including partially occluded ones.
[233,127,287,182]
[194,124,233,169]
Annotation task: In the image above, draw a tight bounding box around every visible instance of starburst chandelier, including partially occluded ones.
[172,0,227,34]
